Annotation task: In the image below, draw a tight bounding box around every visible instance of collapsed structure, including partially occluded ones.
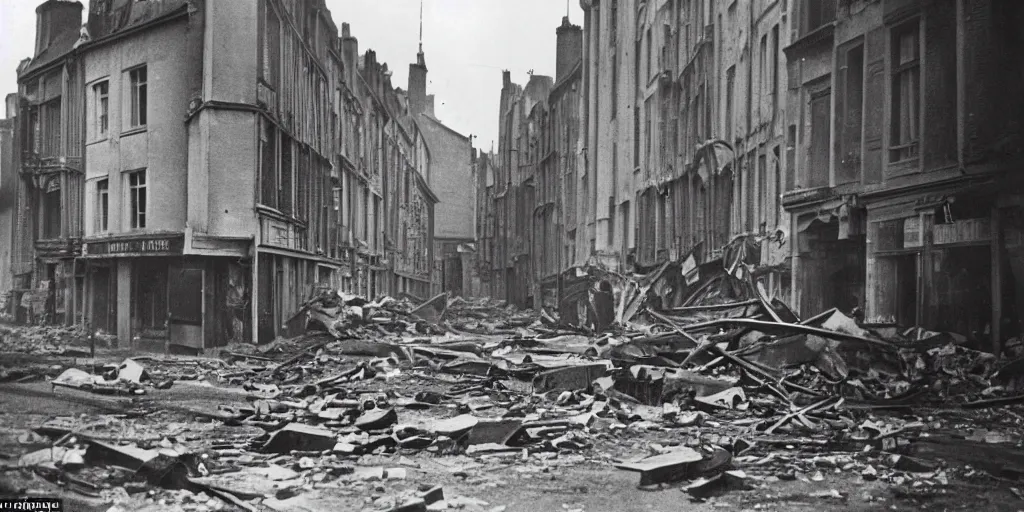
[476,0,1024,358]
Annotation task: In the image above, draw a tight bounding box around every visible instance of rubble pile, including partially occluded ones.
[0,323,91,355]
[5,263,1024,510]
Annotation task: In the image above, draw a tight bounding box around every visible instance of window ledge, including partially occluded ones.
[87,137,109,146]
[886,158,920,177]
[783,22,835,57]
[120,126,147,138]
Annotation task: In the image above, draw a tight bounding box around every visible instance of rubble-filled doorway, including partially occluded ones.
[795,217,866,317]
[928,245,991,340]
[875,254,918,327]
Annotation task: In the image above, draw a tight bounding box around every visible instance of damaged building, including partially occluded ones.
[484,1,793,322]
[782,0,1024,353]
[6,0,449,348]
[475,0,1023,353]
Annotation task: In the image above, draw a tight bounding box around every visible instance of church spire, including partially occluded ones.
[418,0,424,55]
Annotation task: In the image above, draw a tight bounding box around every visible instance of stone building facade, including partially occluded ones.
[7,0,442,348]
[480,0,1023,353]
[783,0,1024,353]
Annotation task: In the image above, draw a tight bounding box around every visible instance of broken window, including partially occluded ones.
[128,66,147,128]
[890,21,919,163]
[96,179,108,232]
[94,81,109,137]
[127,170,147,229]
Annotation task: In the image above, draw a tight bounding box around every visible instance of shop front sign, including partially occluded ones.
[84,235,184,257]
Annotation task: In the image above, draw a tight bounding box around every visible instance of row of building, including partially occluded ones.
[0,0,479,349]
[478,0,1024,354]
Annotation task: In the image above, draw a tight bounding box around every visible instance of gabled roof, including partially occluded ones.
[415,113,470,141]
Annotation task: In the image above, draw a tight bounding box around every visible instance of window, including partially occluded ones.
[262,2,281,87]
[725,66,735,140]
[803,0,837,36]
[43,178,61,239]
[620,200,630,258]
[757,152,767,229]
[646,28,653,82]
[41,99,62,157]
[260,119,278,208]
[773,147,782,225]
[28,106,40,155]
[644,99,652,172]
[608,197,616,246]
[759,35,768,121]
[94,81,109,136]
[808,89,832,188]
[97,179,109,232]
[770,25,780,116]
[890,22,919,162]
[633,98,641,168]
[128,67,147,128]
[745,151,756,231]
[611,48,618,119]
[280,135,293,214]
[127,170,147,229]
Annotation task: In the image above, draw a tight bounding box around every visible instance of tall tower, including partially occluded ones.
[408,0,428,116]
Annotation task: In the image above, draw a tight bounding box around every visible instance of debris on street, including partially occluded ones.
[4,267,1024,510]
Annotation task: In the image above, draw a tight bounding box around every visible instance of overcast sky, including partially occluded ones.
[0,0,584,150]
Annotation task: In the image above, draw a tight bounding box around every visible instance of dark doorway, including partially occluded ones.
[132,259,168,337]
[257,257,275,344]
[168,264,203,348]
[892,254,918,327]
[90,265,115,333]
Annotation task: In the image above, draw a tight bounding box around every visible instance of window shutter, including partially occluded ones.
[862,27,885,184]
[833,47,848,183]
[924,3,958,169]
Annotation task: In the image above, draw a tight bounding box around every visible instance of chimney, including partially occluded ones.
[425,95,435,118]
[35,1,84,58]
[502,70,511,88]
[555,16,583,83]
[408,50,428,116]
[5,94,16,119]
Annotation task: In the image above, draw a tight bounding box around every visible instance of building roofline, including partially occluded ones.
[415,113,470,141]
